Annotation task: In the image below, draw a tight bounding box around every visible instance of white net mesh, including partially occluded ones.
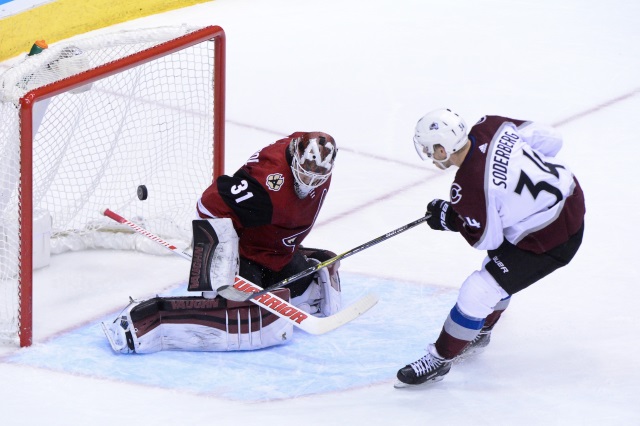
[0,26,221,344]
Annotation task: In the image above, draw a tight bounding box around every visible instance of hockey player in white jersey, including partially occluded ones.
[395,109,585,387]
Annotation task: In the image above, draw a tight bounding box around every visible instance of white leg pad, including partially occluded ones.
[102,295,293,353]
[190,218,239,295]
[456,268,510,319]
[291,279,322,315]
[290,263,342,318]
[317,265,342,317]
[206,218,239,292]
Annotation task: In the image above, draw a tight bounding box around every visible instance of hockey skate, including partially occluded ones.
[394,344,452,388]
[101,298,139,353]
[456,329,491,361]
[456,330,491,359]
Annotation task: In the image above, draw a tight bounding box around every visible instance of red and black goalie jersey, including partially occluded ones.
[196,133,331,271]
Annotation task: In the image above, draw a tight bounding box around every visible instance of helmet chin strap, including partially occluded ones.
[432,150,452,170]
[433,160,448,170]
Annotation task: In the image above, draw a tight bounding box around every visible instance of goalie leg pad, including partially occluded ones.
[290,255,342,318]
[189,218,239,294]
[103,289,293,353]
[317,264,342,317]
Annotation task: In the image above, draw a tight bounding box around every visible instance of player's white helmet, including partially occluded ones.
[290,132,337,198]
[413,108,468,166]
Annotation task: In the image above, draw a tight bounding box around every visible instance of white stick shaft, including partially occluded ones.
[102,208,192,261]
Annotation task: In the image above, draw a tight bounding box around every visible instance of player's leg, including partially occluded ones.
[397,226,584,386]
[102,290,293,353]
[396,267,507,387]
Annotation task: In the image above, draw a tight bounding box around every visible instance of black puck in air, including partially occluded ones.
[137,185,148,200]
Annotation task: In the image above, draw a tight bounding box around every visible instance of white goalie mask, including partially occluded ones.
[290,132,337,198]
[413,108,468,168]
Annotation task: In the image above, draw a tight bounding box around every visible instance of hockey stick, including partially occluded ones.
[217,215,429,302]
[102,208,378,335]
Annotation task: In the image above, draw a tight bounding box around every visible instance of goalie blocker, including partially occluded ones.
[102,220,342,353]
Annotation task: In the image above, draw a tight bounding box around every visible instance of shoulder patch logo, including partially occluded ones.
[266,173,285,191]
[450,183,462,204]
[478,143,488,154]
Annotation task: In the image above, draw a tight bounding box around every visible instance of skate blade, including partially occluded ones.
[393,375,445,389]
[454,347,486,364]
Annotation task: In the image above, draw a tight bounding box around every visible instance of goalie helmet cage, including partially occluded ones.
[0,25,226,347]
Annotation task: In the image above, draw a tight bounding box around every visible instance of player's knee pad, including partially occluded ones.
[102,290,293,353]
[189,218,239,295]
[456,269,510,319]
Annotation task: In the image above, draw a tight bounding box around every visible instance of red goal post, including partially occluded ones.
[0,25,226,347]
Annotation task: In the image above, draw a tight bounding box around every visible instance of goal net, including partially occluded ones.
[0,25,226,346]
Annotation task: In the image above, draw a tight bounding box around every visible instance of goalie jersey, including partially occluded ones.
[449,116,585,253]
[197,134,331,271]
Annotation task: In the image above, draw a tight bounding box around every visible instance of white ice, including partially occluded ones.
[1,0,639,425]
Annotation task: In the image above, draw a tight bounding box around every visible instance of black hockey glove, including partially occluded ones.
[426,199,459,232]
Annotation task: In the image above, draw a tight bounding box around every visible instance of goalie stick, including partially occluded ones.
[217,215,430,302]
[102,208,378,335]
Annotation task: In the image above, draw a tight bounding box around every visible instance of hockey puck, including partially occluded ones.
[137,185,148,200]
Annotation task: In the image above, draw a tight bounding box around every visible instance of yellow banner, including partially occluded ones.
[0,0,211,61]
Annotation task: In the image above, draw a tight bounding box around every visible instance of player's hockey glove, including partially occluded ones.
[426,199,459,232]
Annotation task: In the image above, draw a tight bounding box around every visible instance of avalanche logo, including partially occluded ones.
[429,122,439,130]
[266,173,284,191]
[450,183,462,204]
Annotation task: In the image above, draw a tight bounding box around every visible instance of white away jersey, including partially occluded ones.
[450,116,585,254]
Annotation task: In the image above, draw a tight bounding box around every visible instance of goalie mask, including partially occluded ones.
[413,108,468,169]
[290,132,337,198]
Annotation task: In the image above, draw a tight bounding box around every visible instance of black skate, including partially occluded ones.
[456,329,491,361]
[395,344,452,388]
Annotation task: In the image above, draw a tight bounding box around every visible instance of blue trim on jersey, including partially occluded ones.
[449,304,484,330]
[461,134,477,165]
